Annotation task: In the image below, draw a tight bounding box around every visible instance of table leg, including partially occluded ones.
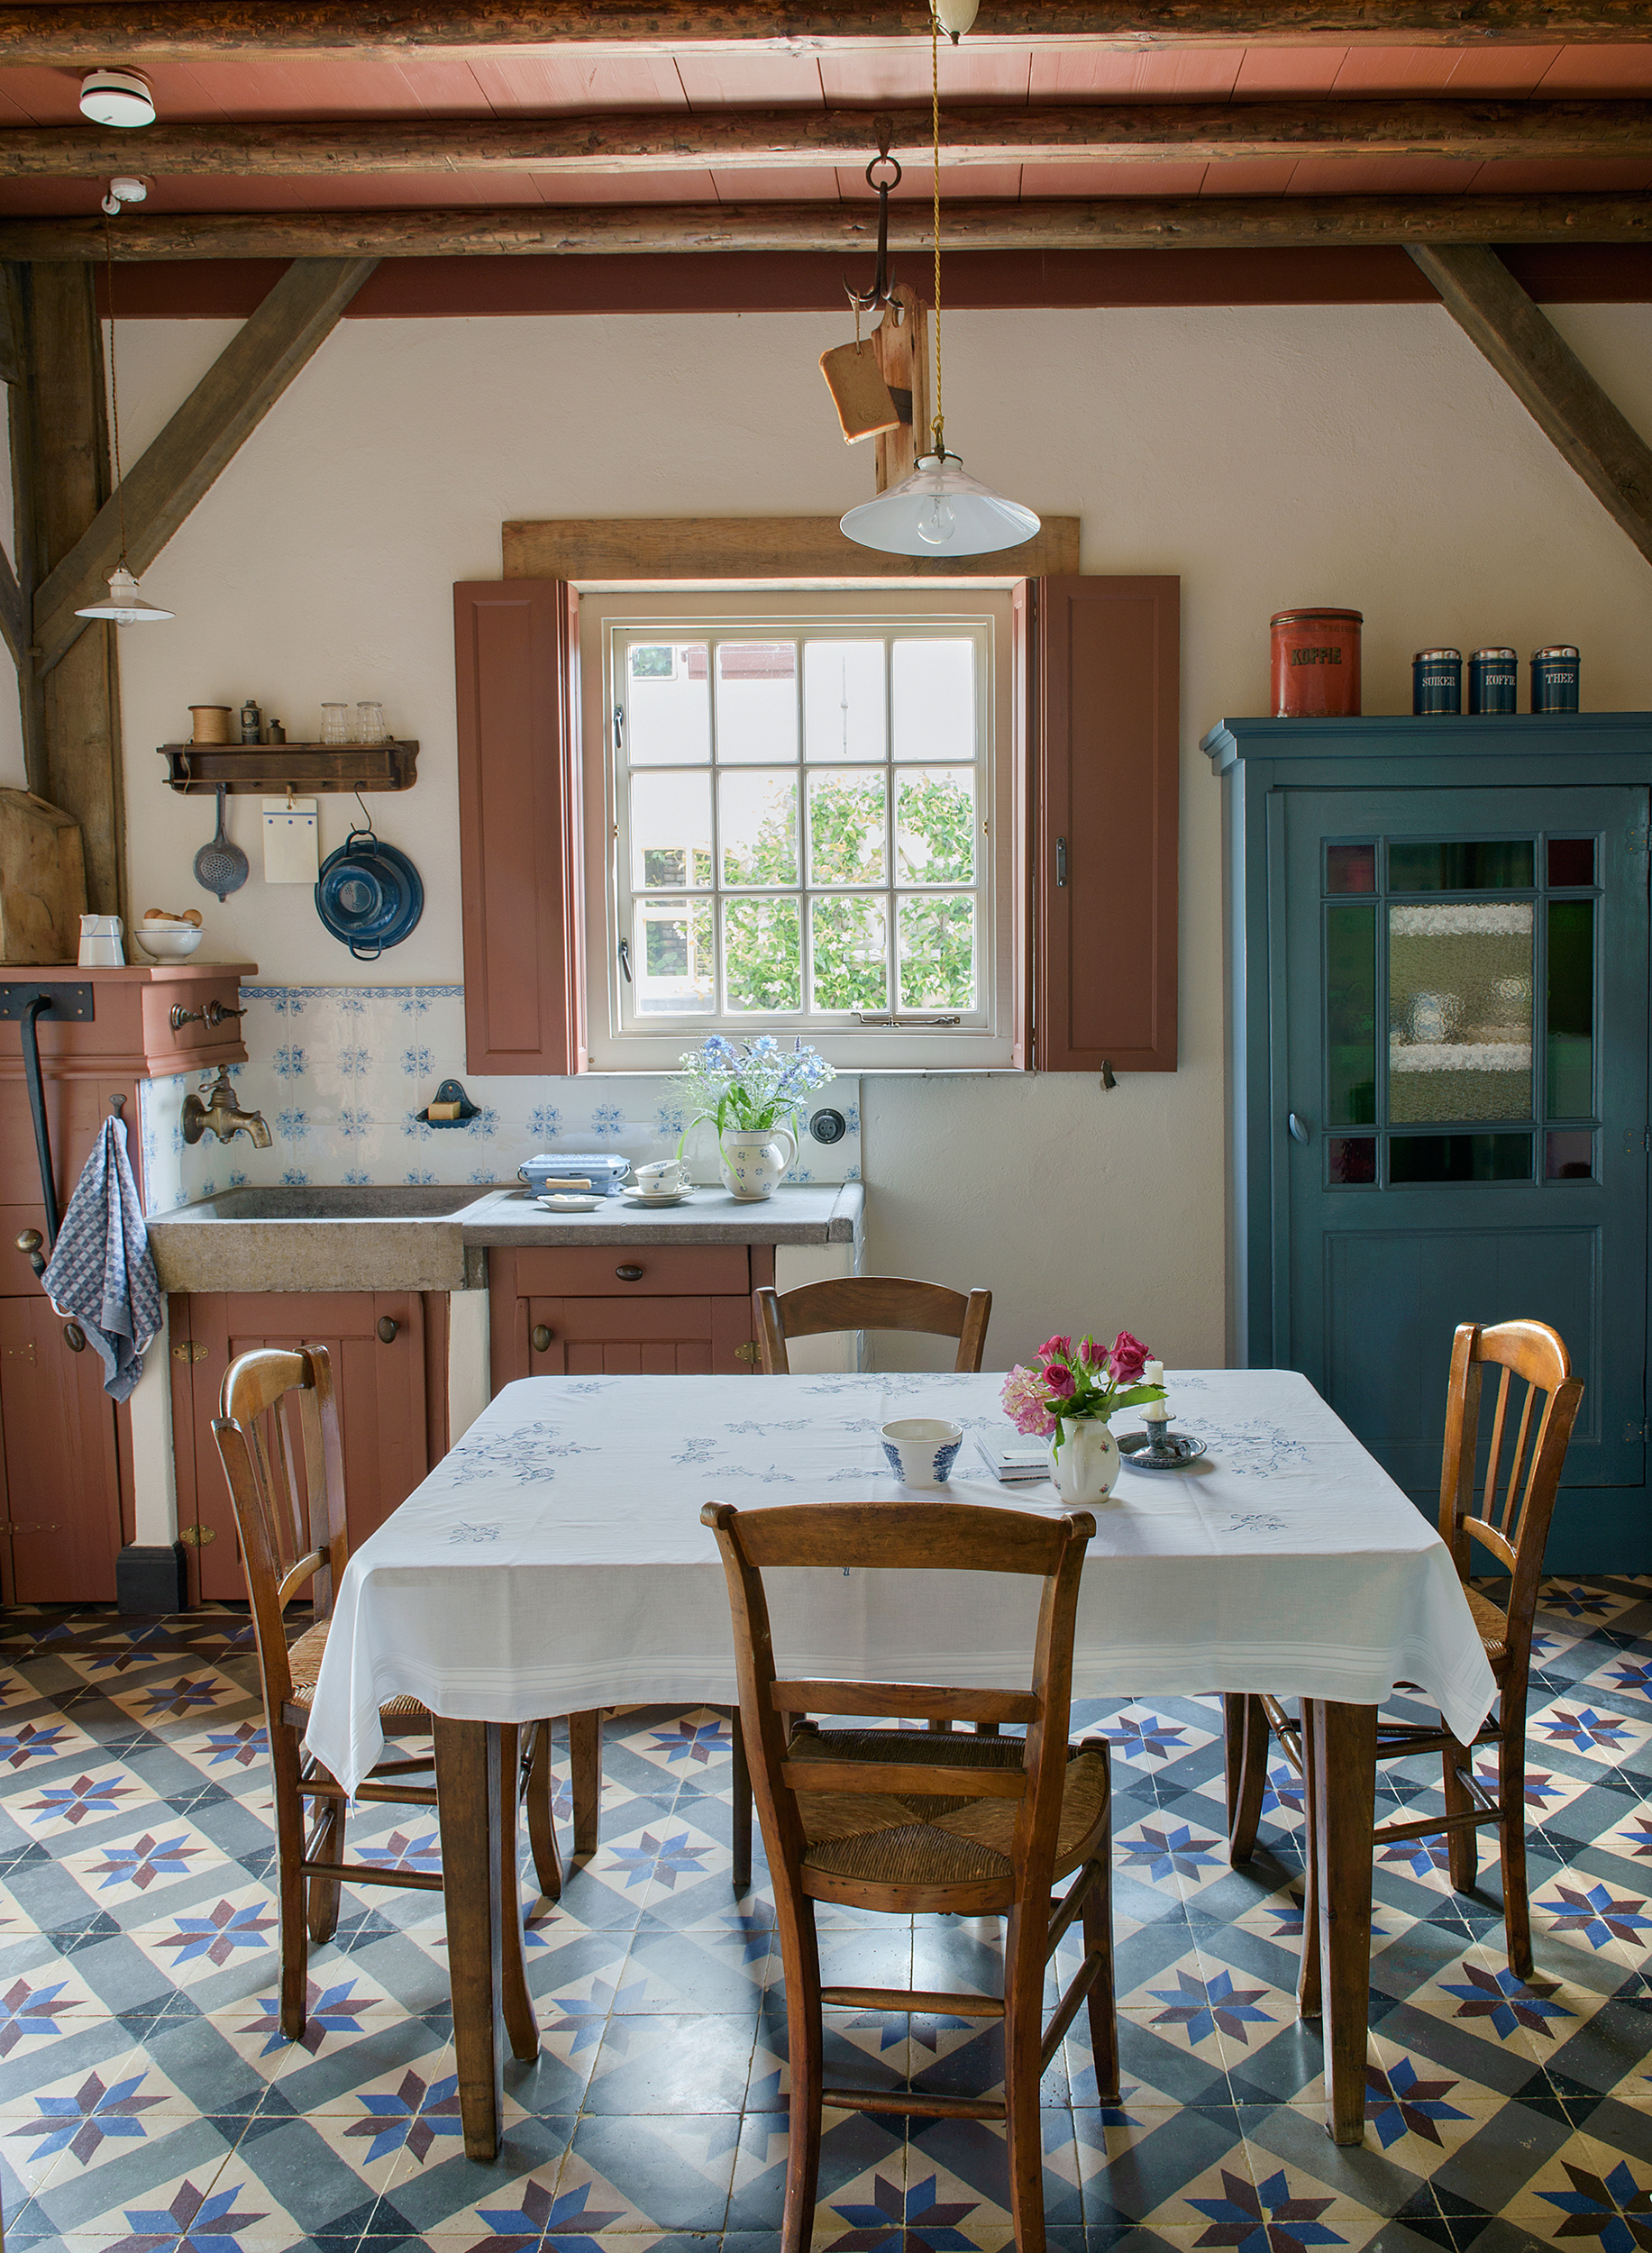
[434,1717,507,2161]
[1309,1699,1377,2146]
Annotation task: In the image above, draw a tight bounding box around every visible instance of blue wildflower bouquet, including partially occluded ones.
[676,1035,835,1147]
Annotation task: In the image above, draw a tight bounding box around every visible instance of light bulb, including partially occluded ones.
[916,494,956,547]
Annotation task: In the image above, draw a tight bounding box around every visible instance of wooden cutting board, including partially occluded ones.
[0,789,87,963]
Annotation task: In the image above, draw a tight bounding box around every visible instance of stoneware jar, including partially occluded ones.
[1048,1419,1122,1506]
[718,1125,797,1201]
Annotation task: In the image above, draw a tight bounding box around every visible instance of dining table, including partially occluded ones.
[303,1364,1497,2161]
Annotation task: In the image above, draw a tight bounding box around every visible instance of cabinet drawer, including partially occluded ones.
[509,1245,751,1298]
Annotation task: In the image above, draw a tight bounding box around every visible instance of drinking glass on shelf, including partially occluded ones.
[319,703,351,744]
[353,701,388,744]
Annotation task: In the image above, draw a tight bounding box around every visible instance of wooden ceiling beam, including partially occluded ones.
[14,99,1652,178]
[1410,241,1652,568]
[0,1,1645,59]
[31,254,379,672]
[4,193,1651,261]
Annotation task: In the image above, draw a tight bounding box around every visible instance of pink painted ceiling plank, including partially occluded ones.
[849,158,1027,200]
[1024,157,1210,196]
[676,50,827,108]
[707,164,843,200]
[1533,43,1652,92]
[1440,47,1565,95]
[1027,46,1244,99]
[1195,156,1298,192]
[817,46,1031,104]
[1232,47,1349,95]
[1282,152,1486,194]
[537,166,720,202]
[1468,152,1652,187]
[465,52,685,112]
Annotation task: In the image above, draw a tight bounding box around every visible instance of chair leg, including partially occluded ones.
[1226,1694,1269,1865]
[1001,1899,1049,2253]
[730,1710,752,1892]
[1497,1717,1534,1981]
[523,1720,563,1902]
[778,1901,824,2253]
[498,1728,540,2064]
[271,1731,312,2041]
[1442,1739,1478,1894]
[1296,1701,1323,2020]
[1081,1855,1119,2106]
[569,1710,602,1858]
[306,1791,344,1944]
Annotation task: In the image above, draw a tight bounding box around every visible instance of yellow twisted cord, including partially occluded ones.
[930,0,944,460]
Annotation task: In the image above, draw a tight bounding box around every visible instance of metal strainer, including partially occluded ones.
[194,783,249,902]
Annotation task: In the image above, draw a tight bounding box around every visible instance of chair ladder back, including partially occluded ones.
[730,1497,1079,1577]
[753,1278,992,1375]
[301,1343,349,1613]
[212,1410,302,1719]
[1012,1537,1091,1881]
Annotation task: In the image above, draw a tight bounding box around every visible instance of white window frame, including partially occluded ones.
[578,587,1019,1072]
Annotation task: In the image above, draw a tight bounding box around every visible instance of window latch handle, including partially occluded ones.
[1288,1111,1310,1146]
[1055,836,1068,888]
[617,935,633,985]
[614,704,625,751]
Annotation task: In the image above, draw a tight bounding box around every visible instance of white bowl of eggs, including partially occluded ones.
[135,909,205,961]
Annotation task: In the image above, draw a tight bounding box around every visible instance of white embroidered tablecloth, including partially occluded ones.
[305,1367,1497,1794]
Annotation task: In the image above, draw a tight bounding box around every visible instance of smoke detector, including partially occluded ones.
[101,175,148,214]
[80,68,157,128]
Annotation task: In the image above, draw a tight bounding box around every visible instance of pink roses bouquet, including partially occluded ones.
[1000,1331,1166,1457]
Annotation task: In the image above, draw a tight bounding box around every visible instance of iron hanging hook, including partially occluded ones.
[844,115,902,317]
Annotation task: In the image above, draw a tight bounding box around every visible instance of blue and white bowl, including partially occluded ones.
[880,1418,964,1491]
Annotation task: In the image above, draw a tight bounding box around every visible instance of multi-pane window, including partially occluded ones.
[583,595,1014,1070]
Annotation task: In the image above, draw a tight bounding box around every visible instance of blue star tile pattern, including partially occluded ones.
[0,1586,1648,2250]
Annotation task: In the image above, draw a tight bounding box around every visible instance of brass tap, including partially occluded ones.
[182,1067,273,1149]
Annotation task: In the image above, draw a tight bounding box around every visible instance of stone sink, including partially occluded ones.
[145,1183,498,1294]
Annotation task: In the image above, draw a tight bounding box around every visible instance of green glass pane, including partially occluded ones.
[1387,839,1535,891]
[723,897,801,1013]
[808,771,886,886]
[810,895,889,1012]
[897,893,975,1010]
[634,897,713,1017]
[1547,898,1594,1121]
[1388,902,1533,1123]
[1389,1133,1532,1184]
[1326,904,1375,1126]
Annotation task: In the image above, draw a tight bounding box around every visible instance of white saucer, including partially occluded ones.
[539,1192,604,1212]
[620,1185,692,1207]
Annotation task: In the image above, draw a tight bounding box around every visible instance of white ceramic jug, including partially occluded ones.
[78,914,124,968]
[1048,1419,1121,1506]
[717,1125,797,1202]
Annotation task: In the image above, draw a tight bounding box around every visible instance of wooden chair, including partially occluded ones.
[753,1276,992,1374]
[704,1496,1117,2253]
[212,1345,580,2048]
[1228,1318,1584,2002]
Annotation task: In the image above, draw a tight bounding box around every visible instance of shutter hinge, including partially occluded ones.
[178,1523,217,1546]
[1631,824,1650,855]
[171,1340,209,1363]
[1623,1127,1652,1155]
[1626,1420,1652,1444]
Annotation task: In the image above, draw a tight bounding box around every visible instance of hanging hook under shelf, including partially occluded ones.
[844,116,902,317]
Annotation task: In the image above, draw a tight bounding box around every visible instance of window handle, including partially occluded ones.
[1288,1111,1311,1146]
[613,705,624,751]
[1056,836,1068,888]
[617,935,633,985]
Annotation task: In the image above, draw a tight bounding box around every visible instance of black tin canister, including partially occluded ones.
[1531,645,1580,713]
[1469,647,1518,715]
[1412,648,1462,715]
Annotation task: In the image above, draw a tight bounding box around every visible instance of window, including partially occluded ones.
[580,589,1019,1071]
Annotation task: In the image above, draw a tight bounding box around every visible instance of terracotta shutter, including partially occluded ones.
[453,579,585,1074]
[1034,575,1180,1072]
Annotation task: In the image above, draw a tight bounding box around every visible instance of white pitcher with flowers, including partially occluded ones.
[1000,1331,1167,1505]
[677,1035,835,1203]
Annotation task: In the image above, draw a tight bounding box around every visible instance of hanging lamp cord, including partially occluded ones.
[102,207,131,570]
[930,0,945,461]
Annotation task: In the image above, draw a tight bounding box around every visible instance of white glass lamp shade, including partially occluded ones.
[79,68,157,128]
[76,565,173,625]
[935,0,981,37]
[840,451,1040,558]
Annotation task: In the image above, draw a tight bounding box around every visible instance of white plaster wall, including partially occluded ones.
[106,299,1652,1373]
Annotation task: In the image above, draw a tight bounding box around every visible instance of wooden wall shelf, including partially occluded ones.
[157,743,419,796]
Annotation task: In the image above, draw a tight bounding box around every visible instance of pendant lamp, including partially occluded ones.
[841,3,1036,561]
[76,205,174,627]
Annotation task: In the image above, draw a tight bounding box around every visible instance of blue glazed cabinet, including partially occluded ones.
[1203,713,1652,1571]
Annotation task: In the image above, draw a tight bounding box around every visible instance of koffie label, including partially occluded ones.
[1290,646,1343,665]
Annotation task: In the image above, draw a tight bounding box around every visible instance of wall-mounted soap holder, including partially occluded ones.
[416,1076,479,1126]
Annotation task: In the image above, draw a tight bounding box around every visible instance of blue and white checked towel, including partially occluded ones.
[41,1115,162,1402]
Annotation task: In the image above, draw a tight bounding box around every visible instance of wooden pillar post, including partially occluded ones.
[9,260,126,918]
[872,281,930,494]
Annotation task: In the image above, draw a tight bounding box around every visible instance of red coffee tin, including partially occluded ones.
[1270,608,1363,718]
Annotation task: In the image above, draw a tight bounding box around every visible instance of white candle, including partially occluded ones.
[1143,1358,1169,1422]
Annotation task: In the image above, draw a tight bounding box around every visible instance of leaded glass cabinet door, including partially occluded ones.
[1282,785,1648,1496]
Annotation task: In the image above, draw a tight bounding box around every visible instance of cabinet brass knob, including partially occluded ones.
[376,1316,400,1345]
[531,1324,553,1353]
[16,1229,44,1276]
[616,1263,644,1282]
[62,1321,87,1353]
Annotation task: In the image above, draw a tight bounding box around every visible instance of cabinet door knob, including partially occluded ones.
[62,1321,87,1353]
[16,1229,43,1276]
[616,1263,644,1282]
[376,1316,400,1345]
[531,1324,554,1353]
[1288,1111,1311,1146]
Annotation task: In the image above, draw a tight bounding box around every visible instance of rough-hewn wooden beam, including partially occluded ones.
[5,192,1651,263]
[0,1,1643,57]
[32,255,379,672]
[14,99,1652,178]
[1410,241,1652,569]
[0,543,22,671]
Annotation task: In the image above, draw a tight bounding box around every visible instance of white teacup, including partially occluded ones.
[881,1418,964,1490]
[634,1160,689,1195]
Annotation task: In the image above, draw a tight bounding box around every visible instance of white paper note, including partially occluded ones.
[262,797,318,884]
